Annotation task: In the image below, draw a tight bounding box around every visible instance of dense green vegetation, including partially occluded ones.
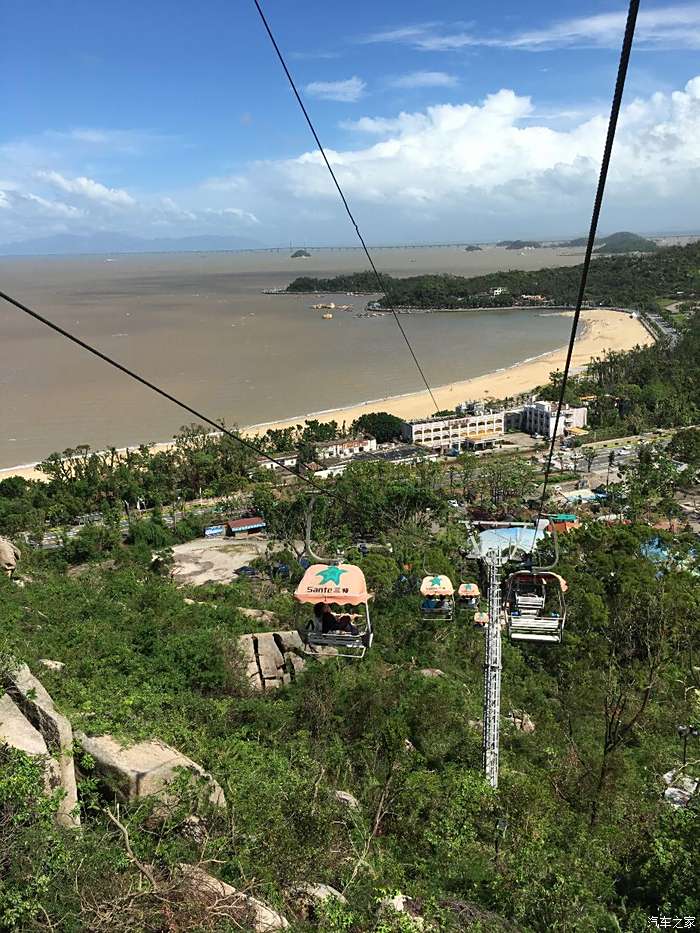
[1,435,699,930]
[538,312,700,439]
[2,287,700,931]
[286,237,700,310]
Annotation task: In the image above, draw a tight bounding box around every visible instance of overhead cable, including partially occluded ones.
[532,0,640,548]
[252,0,440,412]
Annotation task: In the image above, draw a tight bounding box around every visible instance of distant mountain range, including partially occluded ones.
[0,232,264,256]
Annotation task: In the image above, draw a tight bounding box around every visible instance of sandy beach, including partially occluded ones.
[247,308,652,433]
[0,309,652,482]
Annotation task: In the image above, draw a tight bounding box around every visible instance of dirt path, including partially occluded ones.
[171,535,268,586]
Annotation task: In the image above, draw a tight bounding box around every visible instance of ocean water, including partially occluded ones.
[0,246,580,467]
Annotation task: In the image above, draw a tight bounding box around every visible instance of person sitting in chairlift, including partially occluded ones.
[422,595,438,611]
[313,602,359,636]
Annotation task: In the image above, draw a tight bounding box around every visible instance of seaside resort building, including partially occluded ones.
[401,403,505,453]
[506,400,588,439]
[255,436,377,473]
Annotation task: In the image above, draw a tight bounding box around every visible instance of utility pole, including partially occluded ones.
[483,549,505,788]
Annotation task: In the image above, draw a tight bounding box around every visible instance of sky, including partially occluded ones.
[3,0,700,246]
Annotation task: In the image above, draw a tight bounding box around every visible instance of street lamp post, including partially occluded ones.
[677,724,700,766]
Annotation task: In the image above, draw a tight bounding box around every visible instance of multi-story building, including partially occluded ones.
[511,400,588,438]
[402,406,505,452]
[315,436,377,460]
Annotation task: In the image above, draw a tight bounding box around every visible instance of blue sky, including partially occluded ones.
[3,0,700,245]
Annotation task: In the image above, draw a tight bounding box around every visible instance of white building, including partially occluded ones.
[512,400,588,439]
[316,436,377,460]
[402,407,505,452]
[254,436,377,472]
[312,445,438,479]
[256,452,299,472]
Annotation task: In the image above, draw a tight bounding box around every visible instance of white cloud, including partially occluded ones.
[305,77,366,102]
[238,76,700,240]
[363,5,700,52]
[389,71,458,89]
[37,170,135,206]
[204,207,260,224]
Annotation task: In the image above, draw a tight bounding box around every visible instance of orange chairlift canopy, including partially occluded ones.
[509,570,568,593]
[420,574,454,597]
[294,563,373,605]
[458,582,481,598]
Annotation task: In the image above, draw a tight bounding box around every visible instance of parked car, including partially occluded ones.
[235,565,260,578]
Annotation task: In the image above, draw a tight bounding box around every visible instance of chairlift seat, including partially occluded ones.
[306,628,371,659]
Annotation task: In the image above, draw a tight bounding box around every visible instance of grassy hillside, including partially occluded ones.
[1,317,699,931]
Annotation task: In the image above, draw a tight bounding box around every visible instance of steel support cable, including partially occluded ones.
[252,0,440,412]
[531,0,640,550]
[0,288,342,500]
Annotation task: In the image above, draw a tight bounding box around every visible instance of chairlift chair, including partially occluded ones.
[503,570,567,644]
[420,575,455,621]
[294,562,373,659]
[457,581,481,614]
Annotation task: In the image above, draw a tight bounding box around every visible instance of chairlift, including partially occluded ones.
[503,570,567,644]
[420,574,455,621]
[457,581,481,613]
[294,563,373,659]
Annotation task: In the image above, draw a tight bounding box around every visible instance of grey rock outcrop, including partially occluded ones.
[179,864,289,931]
[0,536,20,577]
[419,668,444,678]
[39,659,65,672]
[334,790,359,810]
[292,883,347,921]
[76,735,226,810]
[237,630,310,691]
[2,664,79,826]
[238,607,279,624]
[0,692,66,809]
[506,710,536,734]
[379,892,425,929]
[662,768,698,808]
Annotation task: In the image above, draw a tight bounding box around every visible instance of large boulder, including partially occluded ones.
[334,790,359,810]
[236,630,307,691]
[238,607,279,624]
[76,735,225,810]
[662,768,698,808]
[379,892,425,930]
[506,710,536,734]
[0,536,20,577]
[179,864,289,931]
[292,883,347,921]
[0,693,68,817]
[2,664,79,826]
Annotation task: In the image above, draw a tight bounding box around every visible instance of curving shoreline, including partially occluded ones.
[0,309,652,482]
[245,308,652,436]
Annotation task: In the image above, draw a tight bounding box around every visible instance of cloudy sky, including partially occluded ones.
[3,0,700,245]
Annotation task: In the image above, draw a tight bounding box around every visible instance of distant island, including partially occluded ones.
[595,231,658,254]
[291,249,311,259]
[285,237,700,312]
[557,231,658,253]
[463,244,482,252]
[497,240,543,250]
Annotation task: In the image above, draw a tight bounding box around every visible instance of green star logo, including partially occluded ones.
[317,565,347,585]
[431,575,442,587]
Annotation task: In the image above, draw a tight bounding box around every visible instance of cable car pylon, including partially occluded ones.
[483,548,506,788]
[463,519,558,789]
